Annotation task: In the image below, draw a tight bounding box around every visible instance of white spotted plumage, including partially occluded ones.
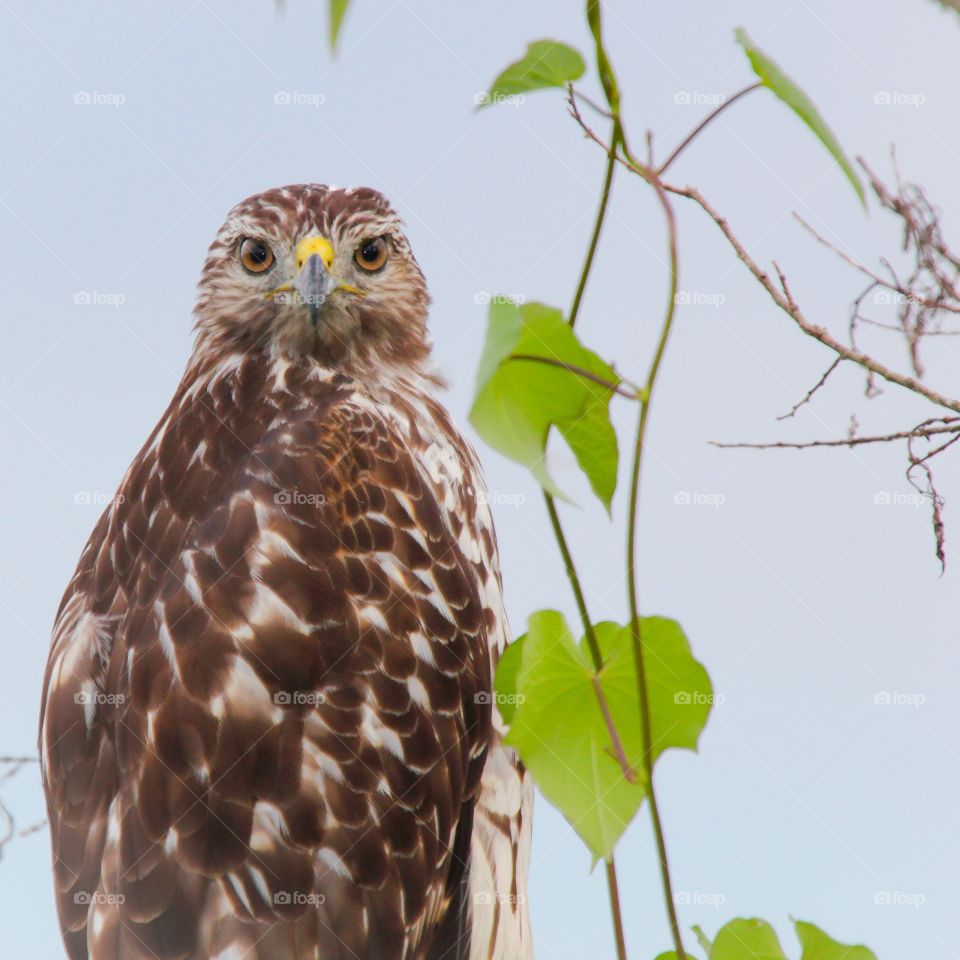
[40,184,532,960]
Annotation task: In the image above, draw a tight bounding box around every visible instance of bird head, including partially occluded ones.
[194,184,432,371]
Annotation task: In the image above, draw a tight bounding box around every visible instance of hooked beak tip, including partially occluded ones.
[295,252,331,328]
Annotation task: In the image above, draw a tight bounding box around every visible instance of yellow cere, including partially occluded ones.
[295,235,335,270]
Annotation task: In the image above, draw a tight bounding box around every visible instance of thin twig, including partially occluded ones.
[794,214,960,314]
[777,358,842,421]
[569,85,614,119]
[651,181,960,416]
[861,154,960,277]
[572,69,960,574]
[905,428,956,572]
[712,419,960,450]
[857,316,960,336]
[656,82,762,176]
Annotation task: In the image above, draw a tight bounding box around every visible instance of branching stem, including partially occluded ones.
[569,108,620,328]
[579,3,689,957]
[620,147,688,960]
[656,82,762,175]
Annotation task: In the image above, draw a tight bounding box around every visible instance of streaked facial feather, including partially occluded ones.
[194,185,432,371]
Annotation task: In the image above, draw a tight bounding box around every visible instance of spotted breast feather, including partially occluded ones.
[40,352,532,960]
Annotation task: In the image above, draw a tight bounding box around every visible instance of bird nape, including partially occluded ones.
[39,185,533,960]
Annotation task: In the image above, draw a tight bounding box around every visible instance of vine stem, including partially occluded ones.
[542,490,632,958]
[541,89,631,960]
[606,859,629,960]
[544,493,638,781]
[583,1,688,956]
[569,109,620,328]
[656,82,762,175]
[622,152,687,959]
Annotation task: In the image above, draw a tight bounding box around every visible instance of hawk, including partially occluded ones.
[39,185,533,960]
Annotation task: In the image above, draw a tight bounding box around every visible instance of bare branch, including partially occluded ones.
[711,420,960,451]
[905,429,957,573]
[655,181,960,416]
[568,85,614,119]
[793,213,960,315]
[570,87,960,564]
[656,82,763,176]
[856,316,960,336]
[777,358,843,421]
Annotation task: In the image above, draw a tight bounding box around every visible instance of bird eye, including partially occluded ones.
[239,238,275,274]
[354,237,387,271]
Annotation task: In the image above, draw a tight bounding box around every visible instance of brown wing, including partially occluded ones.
[40,370,494,960]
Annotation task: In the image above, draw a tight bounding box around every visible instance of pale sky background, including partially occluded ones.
[1,1,959,958]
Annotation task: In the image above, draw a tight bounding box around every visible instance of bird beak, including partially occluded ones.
[294,236,334,327]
